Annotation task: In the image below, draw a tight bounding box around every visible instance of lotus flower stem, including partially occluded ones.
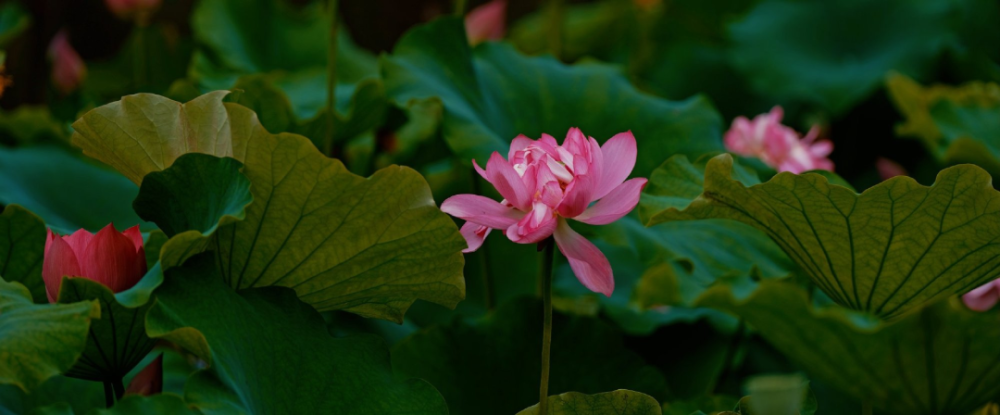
[103,381,114,408]
[132,25,145,89]
[537,238,555,415]
[453,0,466,16]
[112,376,126,400]
[323,0,340,157]
[546,0,564,60]
[471,169,495,310]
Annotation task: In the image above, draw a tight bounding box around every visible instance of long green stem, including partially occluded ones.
[712,319,746,393]
[111,377,126,400]
[132,25,145,90]
[103,381,115,408]
[546,0,565,60]
[538,239,555,415]
[323,0,341,157]
[471,168,494,310]
[453,0,467,16]
[862,401,872,415]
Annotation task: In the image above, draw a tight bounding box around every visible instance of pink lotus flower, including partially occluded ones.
[104,0,160,21]
[43,224,147,303]
[441,128,647,296]
[724,106,834,174]
[465,0,505,45]
[964,279,1000,312]
[125,354,162,396]
[47,30,86,96]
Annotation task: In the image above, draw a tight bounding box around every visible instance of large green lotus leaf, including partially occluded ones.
[145,254,448,414]
[133,153,250,239]
[0,146,151,234]
[132,153,252,276]
[92,395,200,415]
[931,99,1000,174]
[0,107,66,146]
[699,280,1000,415]
[517,390,663,415]
[0,376,103,415]
[392,297,667,415]
[55,278,156,382]
[190,0,375,86]
[728,0,969,114]
[508,0,637,64]
[72,92,466,322]
[382,17,723,176]
[231,73,388,148]
[644,153,1000,319]
[885,73,1000,152]
[0,206,46,303]
[70,91,235,185]
[0,279,100,392]
[189,0,382,143]
[661,395,739,415]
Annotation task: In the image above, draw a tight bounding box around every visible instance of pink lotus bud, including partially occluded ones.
[104,0,161,21]
[724,106,834,174]
[42,224,146,303]
[876,157,906,180]
[465,0,506,46]
[125,354,163,396]
[47,30,86,96]
[441,128,647,296]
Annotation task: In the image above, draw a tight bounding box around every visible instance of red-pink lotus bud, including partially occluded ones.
[465,0,505,46]
[47,30,86,96]
[125,354,163,396]
[104,0,161,21]
[42,224,146,303]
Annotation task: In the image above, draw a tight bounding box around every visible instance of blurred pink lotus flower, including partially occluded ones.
[465,0,506,45]
[125,354,162,396]
[876,157,907,180]
[442,128,647,296]
[964,279,1000,312]
[47,31,86,95]
[104,0,160,21]
[724,106,834,174]
[43,224,147,303]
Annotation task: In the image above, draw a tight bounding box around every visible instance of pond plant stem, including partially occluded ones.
[454,0,466,16]
[103,381,115,408]
[323,0,340,158]
[546,0,564,60]
[471,168,495,310]
[538,238,555,415]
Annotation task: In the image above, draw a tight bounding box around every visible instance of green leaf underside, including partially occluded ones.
[517,390,663,415]
[729,0,963,114]
[661,395,739,415]
[555,216,792,334]
[392,297,667,415]
[699,281,1000,414]
[133,153,251,238]
[645,153,1000,319]
[73,92,466,322]
[145,254,449,414]
[56,278,157,382]
[0,206,46,303]
[382,18,723,176]
[0,279,100,392]
[0,146,150,234]
[92,395,200,415]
